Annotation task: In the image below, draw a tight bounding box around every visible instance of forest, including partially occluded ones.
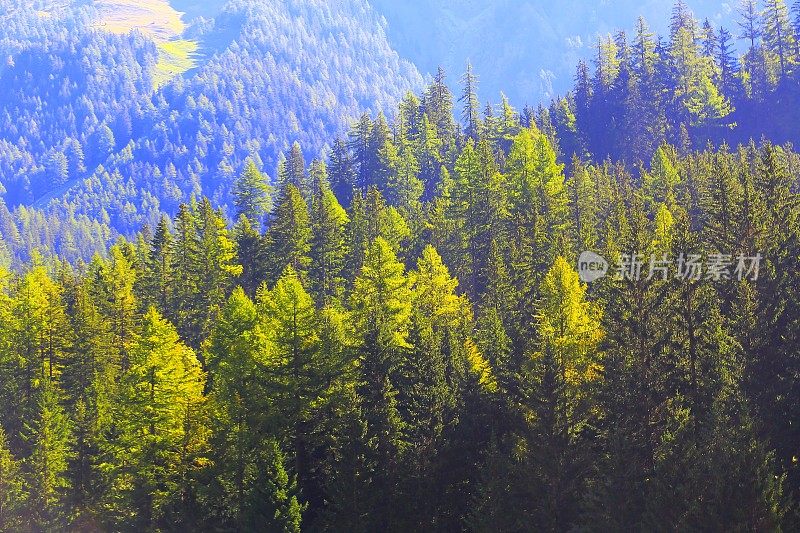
[2,0,800,531]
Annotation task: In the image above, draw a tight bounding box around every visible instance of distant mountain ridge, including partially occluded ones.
[370,0,738,105]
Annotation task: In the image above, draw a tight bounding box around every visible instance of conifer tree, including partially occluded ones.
[204,287,271,530]
[459,63,481,141]
[234,160,272,229]
[527,256,603,529]
[348,114,376,192]
[716,27,740,98]
[398,245,472,523]
[739,0,764,96]
[266,184,312,285]
[763,0,797,80]
[141,216,173,314]
[181,198,242,348]
[234,215,269,297]
[328,138,356,207]
[310,185,349,306]
[103,307,207,530]
[422,66,455,158]
[280,143,309,201]
[61,274,116,521]
[0,425,26,532]
[259,439,305,533]
[566,157,598,252]
[349,237,413,523]
[24,382,73,532]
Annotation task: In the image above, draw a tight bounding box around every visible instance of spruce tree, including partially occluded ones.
[310,185,349,307]
[459,63,481,141]
[349,237,413,526]
[266,183,312,285]
[24,382,73,532]
[234,159,272,229]
[0,425,26,532]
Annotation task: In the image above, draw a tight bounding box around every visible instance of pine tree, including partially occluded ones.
[234,159,272,229]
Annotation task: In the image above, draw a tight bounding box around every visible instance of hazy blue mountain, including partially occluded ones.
[370,0,738,105]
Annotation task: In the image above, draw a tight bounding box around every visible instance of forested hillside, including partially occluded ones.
[2,24,800,529]
[0,0,422,261]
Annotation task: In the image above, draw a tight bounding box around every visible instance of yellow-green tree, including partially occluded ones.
[102,307,207,530]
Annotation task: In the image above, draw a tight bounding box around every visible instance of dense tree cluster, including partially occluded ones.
[2,56,800,530]
[547,0,800,163]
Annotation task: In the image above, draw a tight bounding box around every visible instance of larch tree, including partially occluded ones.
[349,237,413,525]
[102,308,207,531]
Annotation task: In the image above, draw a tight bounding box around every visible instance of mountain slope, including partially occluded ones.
[0,0,423,242]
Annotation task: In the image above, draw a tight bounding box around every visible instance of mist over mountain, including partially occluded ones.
[371,0,737,104]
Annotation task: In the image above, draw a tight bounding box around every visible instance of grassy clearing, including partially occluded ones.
[152,39,198,88]
[94,0,185,40]
[92,0,199,88]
